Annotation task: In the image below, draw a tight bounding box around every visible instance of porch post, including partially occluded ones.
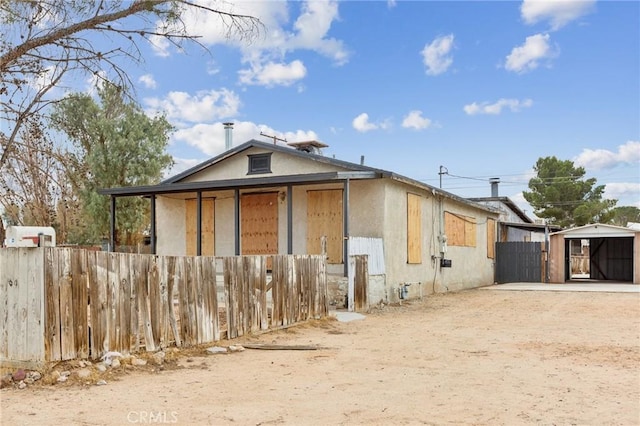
[343,178,350,277]
[150,194,157,255]
[196,191,202,256]
[287,185,293,254]
[234,189,240,255]
[109,196,116,252]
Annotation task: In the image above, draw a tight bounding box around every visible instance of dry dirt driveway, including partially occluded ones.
[1,288,639,425]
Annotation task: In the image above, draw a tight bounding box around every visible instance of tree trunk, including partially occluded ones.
[0,219,5,247]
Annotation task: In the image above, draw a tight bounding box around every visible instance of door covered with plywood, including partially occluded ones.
[185,198,215,256]
[241,192,279,255]
[307,189,343,264]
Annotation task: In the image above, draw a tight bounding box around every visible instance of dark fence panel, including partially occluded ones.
[495,242,543,283]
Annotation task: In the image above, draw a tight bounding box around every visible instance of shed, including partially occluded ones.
[549,223,640,284]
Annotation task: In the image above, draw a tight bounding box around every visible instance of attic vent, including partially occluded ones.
[248,153,272,175]
[287,140,329,155]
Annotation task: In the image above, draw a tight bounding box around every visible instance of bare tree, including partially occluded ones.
[0,0,262,170]
[0,120,71,233]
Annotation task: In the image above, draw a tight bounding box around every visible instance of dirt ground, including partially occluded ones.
[1,288,639,426]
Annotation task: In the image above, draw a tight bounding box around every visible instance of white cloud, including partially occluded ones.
[173,123,231,155]
[510,192,537,219]
[238,60,307,87]
[421,34,455,76]
[85,70,107,95]
[149,34,172,58]
[281,129,319,142]
[521,0,596,31]
[574,141,640,170]
[402,110,432,130]
[505,33,555,73]
[352,113,378,132]
[144,89,240,124]
[288,1,348,65]
[153,0,265,51]
[151,1,348,88]
[603,182,640,204]
[206,60,220,75]
[138,74,157,89]
[387,0,397,8]
[464,98,533,115]
[172,121,319,156]
[174,121,262,155]
[30,65,56,91]
[352,113,391,133]
[164,157,203,178]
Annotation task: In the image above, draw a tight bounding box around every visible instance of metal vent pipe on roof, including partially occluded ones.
[223,122,234,151]
[490,177,500,197]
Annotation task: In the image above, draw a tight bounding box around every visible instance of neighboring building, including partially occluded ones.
[101,139,501,304]
[468,178,561,242]
[549,223,640,284]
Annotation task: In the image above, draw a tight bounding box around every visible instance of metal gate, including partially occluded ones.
[495,241,543,283]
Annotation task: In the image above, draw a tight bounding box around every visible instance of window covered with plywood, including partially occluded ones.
[306,189,343,264]
[185,198,215,256]
[487,218,496,258]
[445,211,477,247]
[407,193,422,264]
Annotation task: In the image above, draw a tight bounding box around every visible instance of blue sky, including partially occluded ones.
[126,1,637,214]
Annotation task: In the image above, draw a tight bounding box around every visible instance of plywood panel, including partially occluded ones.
[445,211,476,247]
[465,216,477,247]
[241,192,279,256]
[445,211,464,246]
[407,193,422,264]
[185,198,215,256]
[307,189,343,264]
[487,218,496,259]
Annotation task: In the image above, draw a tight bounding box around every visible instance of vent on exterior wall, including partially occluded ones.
[287,140,329,155]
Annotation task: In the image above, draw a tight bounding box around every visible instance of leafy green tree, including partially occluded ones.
[610,206,640,227]
[52,82,174,245]
[523,156,617,228]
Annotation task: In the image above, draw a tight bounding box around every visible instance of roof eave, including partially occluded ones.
[100,171,383,197]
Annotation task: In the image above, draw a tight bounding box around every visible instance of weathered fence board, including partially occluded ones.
[1,248,328,366]
[44,248,61,361]
[354,255,369,312]
[71,250,88,359]
[0,249,45,369]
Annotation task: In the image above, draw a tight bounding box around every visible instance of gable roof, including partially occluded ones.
[551,223,638,238]
[100,139,498,215]
[162,139,386,184]
[467,196,533,223]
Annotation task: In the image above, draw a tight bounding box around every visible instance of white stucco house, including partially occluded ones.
[101,139,501,304]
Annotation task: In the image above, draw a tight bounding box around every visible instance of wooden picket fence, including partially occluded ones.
[0,248,328,369]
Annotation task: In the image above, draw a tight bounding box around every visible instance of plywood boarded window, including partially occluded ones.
[445,211,477,247]
[487,218,496,258]
[407,193,422,264]
[185,198,215,256]
[307,189,343,264]
[241,192,278,255]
